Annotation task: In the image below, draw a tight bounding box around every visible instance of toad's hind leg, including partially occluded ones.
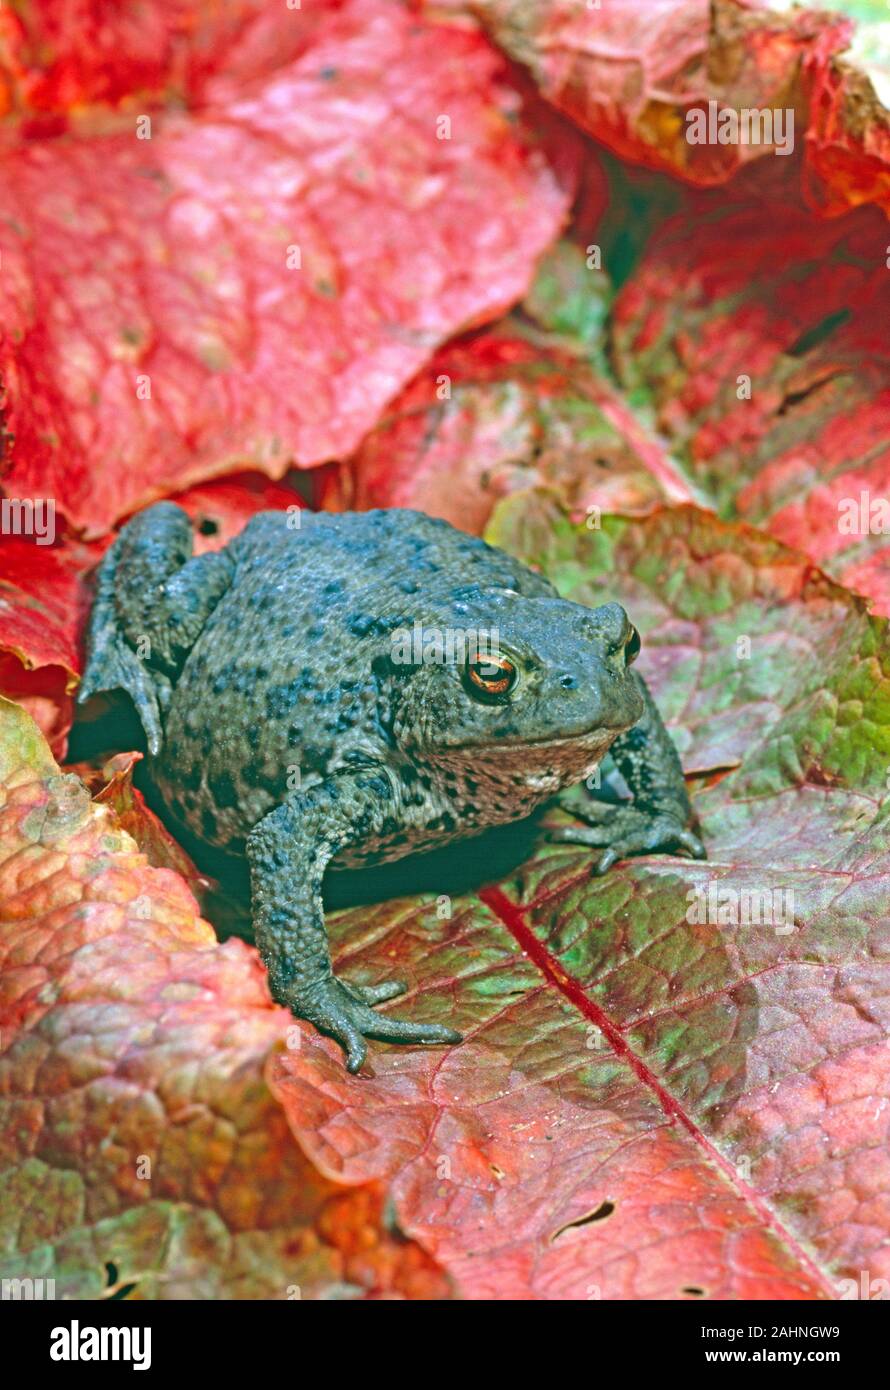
[78,502,233,754]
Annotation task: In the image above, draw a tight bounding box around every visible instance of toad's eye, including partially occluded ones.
[624,626,641,665]
[464,654,517,701]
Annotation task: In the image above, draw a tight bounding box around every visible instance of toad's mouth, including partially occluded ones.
[446,723,627,755]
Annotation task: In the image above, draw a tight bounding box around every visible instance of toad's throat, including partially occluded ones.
[432,725,621,792]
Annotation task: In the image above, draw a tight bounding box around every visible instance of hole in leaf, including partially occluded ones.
[107,1283,138,1300]
[777,374,840,415]
[198,515,220,536]
[682,1285,707,1297]
[787,307,851,357]
[103,1262,138,1300]
[550,1200,615,1242]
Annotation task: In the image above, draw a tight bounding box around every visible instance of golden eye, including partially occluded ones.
[464,654,517,700]
[625,625,641,665]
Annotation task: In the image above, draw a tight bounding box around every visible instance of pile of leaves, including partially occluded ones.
[2,0,890,1300]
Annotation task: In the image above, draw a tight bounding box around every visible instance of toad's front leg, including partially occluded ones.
[247,772,461,1072]
[551,670,706,873]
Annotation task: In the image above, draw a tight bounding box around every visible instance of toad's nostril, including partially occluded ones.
[560,674,578,689]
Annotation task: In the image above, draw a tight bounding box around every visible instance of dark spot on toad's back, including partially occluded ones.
[208,771,237,809]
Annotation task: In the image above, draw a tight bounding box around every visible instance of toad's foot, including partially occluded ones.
[549,801,706,875]
[286,975,462,1073]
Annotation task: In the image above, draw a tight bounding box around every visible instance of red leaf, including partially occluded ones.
[611,175,890,612]
[327,328,696,532]
[0,0,339,118]
[169,472,306,552]
[0,697,451,1298]
[438,0,851,183]
[71,748,207,893]
[0,0,576,536]
[804,30,890,219]
[0,537,87,756]
[442,0,890,219]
